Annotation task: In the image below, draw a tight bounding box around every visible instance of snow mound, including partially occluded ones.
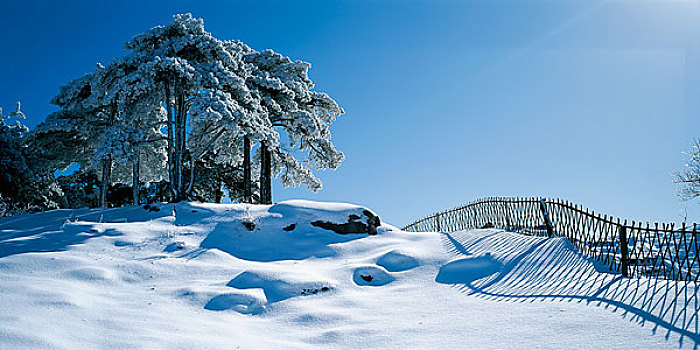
[435,253,502,284]
[227,270,334,303]
[64,267,114,282]
[200,200,386,261]
[376,251,419,272]
[204,292,267,315]
[352,266,394,286]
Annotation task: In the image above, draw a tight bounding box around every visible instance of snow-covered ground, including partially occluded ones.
[0,201,697,349]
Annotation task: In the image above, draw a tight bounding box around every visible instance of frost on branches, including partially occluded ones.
[675,139,700,200]
[0,103,61,216]
[28,13,344,208]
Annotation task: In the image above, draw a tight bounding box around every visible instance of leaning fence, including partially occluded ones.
[402,197,699,283]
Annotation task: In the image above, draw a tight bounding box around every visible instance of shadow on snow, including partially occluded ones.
[440,230,700,349]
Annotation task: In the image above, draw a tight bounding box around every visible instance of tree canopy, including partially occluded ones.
[25,13,344,209]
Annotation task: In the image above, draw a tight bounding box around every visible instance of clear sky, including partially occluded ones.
[2,0,700,227]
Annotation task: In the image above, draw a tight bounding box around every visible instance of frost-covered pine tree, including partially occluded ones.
[0,103,61,215]
[123,14,265,202]
[243,49,345,203]
[30,13,345,207]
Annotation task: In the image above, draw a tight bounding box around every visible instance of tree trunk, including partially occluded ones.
[164,81,175,201]
[264,145,272,204]
[259,142,272,204]
[132,147,140,205]
[243,135,251,203]
[100,100,117,208]
[173,91,188,202]
[215,179,223,203]
[259,142,266,204]
[100,158,111,208]
[173,94,181,201]
[186,154,195,199]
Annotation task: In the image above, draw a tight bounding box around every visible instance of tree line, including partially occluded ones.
[0,14,344,216]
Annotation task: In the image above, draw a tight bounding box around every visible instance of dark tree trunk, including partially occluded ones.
[186,154,195,199]
[259,142,267,204]
[265,146,272,203]
[100,100,117,208]
[132,147,140,205]
[243,135,252,203]
[100,158,111,208]
[259,142,272,204]
[177,92,185,200]
[215,179,223,203]
[174,94,182,201]
[164,81,175,201]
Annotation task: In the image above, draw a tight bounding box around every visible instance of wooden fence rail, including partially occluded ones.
[401,197,699,282]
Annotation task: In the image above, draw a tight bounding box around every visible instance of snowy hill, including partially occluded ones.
[0,201,697,349]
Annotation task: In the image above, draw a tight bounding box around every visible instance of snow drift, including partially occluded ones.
[0,200,696,349]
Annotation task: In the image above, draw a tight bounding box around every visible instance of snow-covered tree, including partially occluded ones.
[0,103,61,216]
[122,14,266,202]
[675,139,700,200]
[30,13,345,208]
[243,49,344,203]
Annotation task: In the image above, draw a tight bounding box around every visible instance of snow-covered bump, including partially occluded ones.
[65,267,113,282]
[376,251,419,272]
[227,270,333,303]
[352,266,394,287]
[435,253,502,285]
[113,239,135,247]
[204,293,266,315]
[269,200,381,235]
[163,241,186,252]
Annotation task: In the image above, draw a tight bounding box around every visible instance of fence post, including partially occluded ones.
[504,201,511,231]
[539,198,554,237]
[618,225,629,277]
[435,213,441,232]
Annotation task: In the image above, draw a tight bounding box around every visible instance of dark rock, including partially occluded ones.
[242,221,256,231]
[364,210,381,234]
[481,222,494,229]
[300,286,332,295]
[360,274,373,282]
[148,206,160,212]
[310,210,382,235]
[282,223,296,232]
[311,220,367,235]
[143,204,151,210]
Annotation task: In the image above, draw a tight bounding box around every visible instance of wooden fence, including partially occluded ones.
[402,197,699,283]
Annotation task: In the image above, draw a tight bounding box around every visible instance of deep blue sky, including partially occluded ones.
[2,0,700,226]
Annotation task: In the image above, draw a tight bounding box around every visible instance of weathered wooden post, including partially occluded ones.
[435,212,441,232]
[503,201,511,231]
[539,198,554,237]
[618,224,629,277]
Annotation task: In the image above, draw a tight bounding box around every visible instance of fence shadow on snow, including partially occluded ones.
[404,197,699,347]
[441,230,699,349]
[403,197,700,282]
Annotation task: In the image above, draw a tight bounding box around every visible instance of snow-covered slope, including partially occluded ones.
[0,201,696,349]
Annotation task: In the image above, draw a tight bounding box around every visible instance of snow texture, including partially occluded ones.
[0,200,697,349]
